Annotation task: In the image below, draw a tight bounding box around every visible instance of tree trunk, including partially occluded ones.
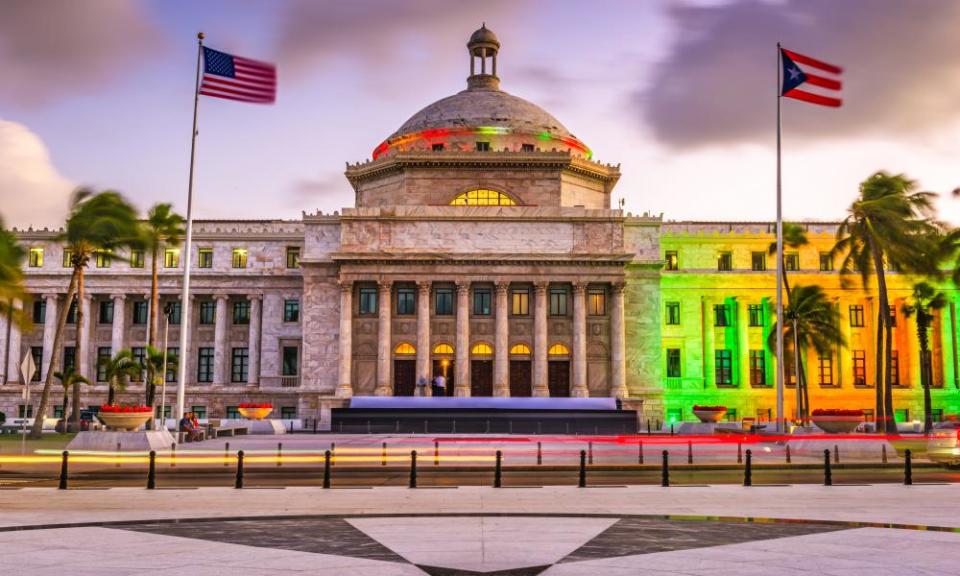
[148,245,159,348]
[918,315,933,434]
[29,270,78,439]
[71,267,85,433]
[883,305,895,434]
[869,241,889,433]
[107,381,116,405]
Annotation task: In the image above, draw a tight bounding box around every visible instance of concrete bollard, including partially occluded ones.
[323,450,331,488]
[235,450,245,489]
[743,449,752,487]
[409,450,418,488]
[58,450,69,490]
[904,449,913,485]
[823,449,832,486]
[147,450,156,490]
[661,450,670,487]
[578,450,587,488]
[494,450,502,488]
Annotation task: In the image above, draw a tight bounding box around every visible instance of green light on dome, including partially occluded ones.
[476,126,509,136]
[537,131,552,141]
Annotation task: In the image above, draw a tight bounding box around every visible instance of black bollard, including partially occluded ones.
[823,449,832,486]
[537,441,542,465]
[382,442,387,466]
[882,443,888,464]
[147,450,156,490]
[904,449,913,485]
[687,440,693,464]
[834,444,840,464]
[434,440,439,466]
[588,441,594,465]
[277,442,283,468]
[313,418,318,434]
[785,444,792,464]
[494,450,502,488]
[737,442,743,464]
[638,440,644,464]
[661,450,670,487]
[223,442,229,467]
[330,442,335,467]
[743,449,752,487]
[409,450,418,488]
[578,450,587,488]
[171,442,176,469]
[647,420,652,435]
[58,450,69,490]
[235,450,245,489]
[323,450,331,488]
[670,424,675,436]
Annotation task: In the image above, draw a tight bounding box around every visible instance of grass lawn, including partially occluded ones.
[0,432,75,453]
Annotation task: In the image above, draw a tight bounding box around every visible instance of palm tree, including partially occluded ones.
[768,285,846,423]
[98,349,142,406]
[901,282,947,434]
[53,367,90,431]
[31,189,139,438]
[142,204,184,348]
[0,218,27,347]
[768,222,809,297]
[831,172,942,433]
[142,345,174,425]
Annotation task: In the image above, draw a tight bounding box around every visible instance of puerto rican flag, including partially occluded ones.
[780,48,842,108]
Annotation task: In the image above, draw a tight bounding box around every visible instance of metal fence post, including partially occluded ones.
[235,450,245,489]
[58,450,69,490]
[409,450,418,488]
[743,449,752,487]
[323,450,331,488]
[823,449,832,486]
[661,450,670,487]
[578,450,587,488]
[147,450,156,489]
[494,450,502,488]
[904,449,913,485]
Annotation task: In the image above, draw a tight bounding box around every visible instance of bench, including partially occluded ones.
[206,420,249,439]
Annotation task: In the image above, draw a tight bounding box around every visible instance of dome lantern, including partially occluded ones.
[467,24,500,91]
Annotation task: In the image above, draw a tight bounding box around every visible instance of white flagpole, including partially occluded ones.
[775,42,785,432]
[176,32,205,424]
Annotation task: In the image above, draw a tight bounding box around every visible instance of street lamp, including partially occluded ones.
[158,302,174,431]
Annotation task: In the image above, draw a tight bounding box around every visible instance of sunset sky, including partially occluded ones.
[2,0,958,228]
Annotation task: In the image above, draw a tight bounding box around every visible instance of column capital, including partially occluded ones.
[495,281,510,294]
[611,281,627,294]
[572,281,588,294]
[213,293,230,302]
[378,280,393,293]
[455,281,470,295]
[42,293,60,301]
[247,293,263,301]
[533,281,549,294]
[338,279,354,293]
[417,280,431,294]
[110,293,127,301]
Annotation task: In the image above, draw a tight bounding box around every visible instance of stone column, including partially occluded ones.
[493,281,510,397]
[78,295,92,380]
[416,281,432,396]
[572,282,588,398]
[247,295,262,385]
[375,281,393,396]
[110,294,126,360]
[5,299,22,383]
[41,294,59,381]
[337,282,354,398]
[533,281,549,397]
[213,294,229,385]
[610,282,627,398]
[455,281,470,397]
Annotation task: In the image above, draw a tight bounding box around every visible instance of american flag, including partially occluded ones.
[199,46,276,104]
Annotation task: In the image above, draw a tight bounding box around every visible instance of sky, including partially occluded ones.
[1,0,959,229]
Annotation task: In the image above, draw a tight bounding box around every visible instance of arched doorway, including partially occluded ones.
[432,343,455,396]
[548,343,571,397]
[393,343,416,396]
[509,343,532,397]
[470,342,494,396]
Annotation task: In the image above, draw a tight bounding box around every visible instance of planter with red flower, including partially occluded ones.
[692,405,727,423]
[812,408,863,434]
[98,404,153,431]
[238,403,273,421]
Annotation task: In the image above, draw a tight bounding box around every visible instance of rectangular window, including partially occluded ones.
[286,246,300,269]
[549,289,568,316]
[751,251,766,271]
[748,304,763,327]
[717,252,732,271]
[99,301,114,325]
[280,406,297,419]
[818,356,834,386]
[588,290,606,316]
[890,350,900,386]
[96,347,111,382]
[197,347,214,383]
[232,248,247,268]
[282,346,299,376]
[132,347,145,382]
[199,301,216,325]
[725,408,738,422]
[130,250,145,268]
[167,301,182,325]
[666,348,681,378]
[62,249,73,268]
[28,247,43,267]
[475,141,490,151]
[359,287,378,315]
[713,304,730,327]
[30,346,42,381]
[66,299,77,324]
[432,143,444,152]
[397,287,416,315]
[819,252,833,271]
[231,348,249,383]
[715,349,733,386]
[191,405,206,420]
[853,350,867,387]
[95,251,111,268]
[511,290,530,316]
[749,350,766,386]
[665,301,680,325]
[435,288,453,315]
[888,309,897,328]
[932,408,944,422]
[18,405,33,418]
[54,405,64,419]
[664,251,678,271]
[226,406,240,419]
[894,408,909,423]
[849,305,865,327]
[473,288,492,316]
[164,248,180,268]
[233,300,250,324]
[784,252,799,271]
[32,300,45,324]
[132,300,148,325]
[64,346,76,370]
[166,347,179,382]
[198,248,213,269]
[283,299,300,323]
[155,405,172,419]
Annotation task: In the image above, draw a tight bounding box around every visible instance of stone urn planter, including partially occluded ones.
[692,406,727,423]
[97,406,153,431]
[811,409,863,434]
[238,404,273,420]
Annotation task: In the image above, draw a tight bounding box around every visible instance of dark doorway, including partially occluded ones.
[509,360,532,397]
[394,359,416,396]
[471,360,493,396]
[432,359,455,396]
[548,361,570,397]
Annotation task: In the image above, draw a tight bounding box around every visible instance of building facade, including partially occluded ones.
[1,27,958,425]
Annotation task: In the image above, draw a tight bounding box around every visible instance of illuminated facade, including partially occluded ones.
[1,27,957,425]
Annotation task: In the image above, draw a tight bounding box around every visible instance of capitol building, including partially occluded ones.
[2,27,958,426]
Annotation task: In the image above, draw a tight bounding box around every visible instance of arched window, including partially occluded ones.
[509,343,531,355]
[471,342,494,355]
[450,189,517,206]
[548,343,570,356]
[395,342,416,355]
[433,343,454,355]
